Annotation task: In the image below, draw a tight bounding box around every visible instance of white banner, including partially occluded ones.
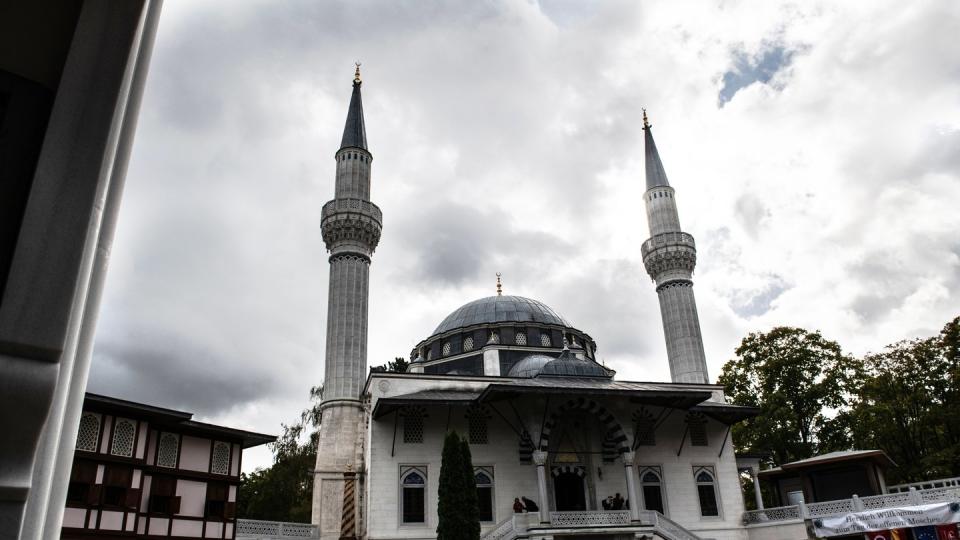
[811,502,960,537]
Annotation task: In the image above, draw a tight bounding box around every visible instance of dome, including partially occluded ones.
[432,295,572,336]
[539,349,612,378]
[508,354,555,378]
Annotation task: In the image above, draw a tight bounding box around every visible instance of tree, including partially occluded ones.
[718,327,852,465]
[371,357,410,373]
[436,432,479,540]
[237,385,323,522]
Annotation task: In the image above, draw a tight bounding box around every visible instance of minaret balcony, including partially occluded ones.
[321,198,383,224]
[641,232,697,280]
[640,231,695,257]
[321,198,383,254]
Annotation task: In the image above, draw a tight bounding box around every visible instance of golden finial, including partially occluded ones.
[354,62,361,83]
[642,108,650,130]
[496,273,502,296]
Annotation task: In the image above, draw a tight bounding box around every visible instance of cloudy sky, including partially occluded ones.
[89,0,960,471]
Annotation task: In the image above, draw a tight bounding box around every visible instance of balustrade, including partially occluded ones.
[235,519,319,539]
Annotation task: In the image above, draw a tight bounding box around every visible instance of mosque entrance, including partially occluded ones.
[553,471,587,511]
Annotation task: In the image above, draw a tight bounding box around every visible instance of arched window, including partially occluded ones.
[639,467,665,514]
[442,342,451,356]
[76,413,101,452]
[402,407,426,444]
[465,405,489,445]
[540,333,551,347]
[211,441,231,475]
[474,467,494,522]
[110,418,136,457]
[514,331,527,346]
[157,433,179,468]
[463,336,474,352]
[400,468,426,524]
[694,467,720,517]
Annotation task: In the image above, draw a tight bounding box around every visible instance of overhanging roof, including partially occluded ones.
[478,378,712,409]
[692,401,761,424]
[372,389,483,419]
[759,450,897,478]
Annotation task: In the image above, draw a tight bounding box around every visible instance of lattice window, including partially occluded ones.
[76,413,101,452]
[694,466,720,517]
[465,405,490,445]
[686,412,708,446]
[463,336,474,352]
[515,331,527,345]
[157,432,179,468]
[488,330,500,344]
[211,441,231,475]
[402,406,426,444]
[442,342,451,356]
[540,333,551,347]
[110,418,136,457]
[633,408,657,446]
[400,467,426,523]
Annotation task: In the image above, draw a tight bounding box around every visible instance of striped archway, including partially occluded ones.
[538,397,629,462]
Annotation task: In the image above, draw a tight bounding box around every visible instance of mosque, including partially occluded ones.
[310,67,759,540]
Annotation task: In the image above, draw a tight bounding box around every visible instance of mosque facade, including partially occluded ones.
[310,69,758,540]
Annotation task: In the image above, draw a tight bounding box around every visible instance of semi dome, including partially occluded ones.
[507,354,555,378]
[539,349,612,378]
[432,295,572,336]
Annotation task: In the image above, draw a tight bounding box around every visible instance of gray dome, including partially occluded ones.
[432,295,572,336]
[508,354,555,378]
[539,350,612,378]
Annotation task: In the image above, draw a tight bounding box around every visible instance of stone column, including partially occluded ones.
[532,451,550,524]
[622,451,641,521]
[752,467,764,510]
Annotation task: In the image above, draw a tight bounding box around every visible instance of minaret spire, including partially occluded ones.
[313,67,383,538]
[640,111,710,384]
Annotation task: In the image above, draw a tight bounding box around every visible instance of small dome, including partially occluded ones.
[431,295,572,336]
[508,354,555,378]
[539,349,612,378]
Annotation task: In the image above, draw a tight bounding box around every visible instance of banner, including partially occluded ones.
[812,502,960,537]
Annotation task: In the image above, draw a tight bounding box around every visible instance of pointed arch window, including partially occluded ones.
[157,433,180,468]
[639,466,665,515]
[474,467,494,522]
[110,418,136,457]
[694,466,720,517]
[76,413,101,452]
[400,467,427,524]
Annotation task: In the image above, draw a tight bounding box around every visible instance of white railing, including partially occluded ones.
[643,511,703,540]
[235,519,319,539]
[548,510,631,527]
[484,515,518,540]
[741,505,801,524]
[742,484,960,525]
[889,477,960,493]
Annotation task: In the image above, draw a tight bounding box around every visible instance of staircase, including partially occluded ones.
[479,511,702,540]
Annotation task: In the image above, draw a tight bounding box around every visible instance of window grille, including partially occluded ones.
[639,466,665,514]
[465,405,490,444]
[442,342,451,356]
[211,441,231,475]
[474,467,494,522]
[157,433,179,468]
[402,407,426,444]
[686,412,708,446]
[633,408,657,446]
[110,418,136,457]
[694,466,720,517]
[515,331,527,345]
[540,333,551,347]
[463,336,474,351]
[400,467,426,523]
[76,413,101,452]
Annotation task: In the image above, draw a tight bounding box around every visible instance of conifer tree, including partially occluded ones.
[437,432,480,540]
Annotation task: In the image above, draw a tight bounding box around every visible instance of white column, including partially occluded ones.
[622,451,641,521]
[752,467,764,510]
[532,451,550,524]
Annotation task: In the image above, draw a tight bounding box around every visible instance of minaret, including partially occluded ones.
[312,65,382,539]
[640,111,709,384]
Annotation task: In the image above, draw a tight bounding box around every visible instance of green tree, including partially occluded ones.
[372,357,410,373]
[237,385,323,522]
[436,432,479,540]
[718,327,852,465]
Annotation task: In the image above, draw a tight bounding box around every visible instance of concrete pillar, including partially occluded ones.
[622,451,641,522]
[752,467,764,510]
[533,451,550,524]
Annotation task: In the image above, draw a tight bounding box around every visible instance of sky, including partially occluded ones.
[89,0,960,472]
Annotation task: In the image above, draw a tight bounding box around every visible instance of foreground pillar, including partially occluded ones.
[622,451,641,521]
[532,451,550,524]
